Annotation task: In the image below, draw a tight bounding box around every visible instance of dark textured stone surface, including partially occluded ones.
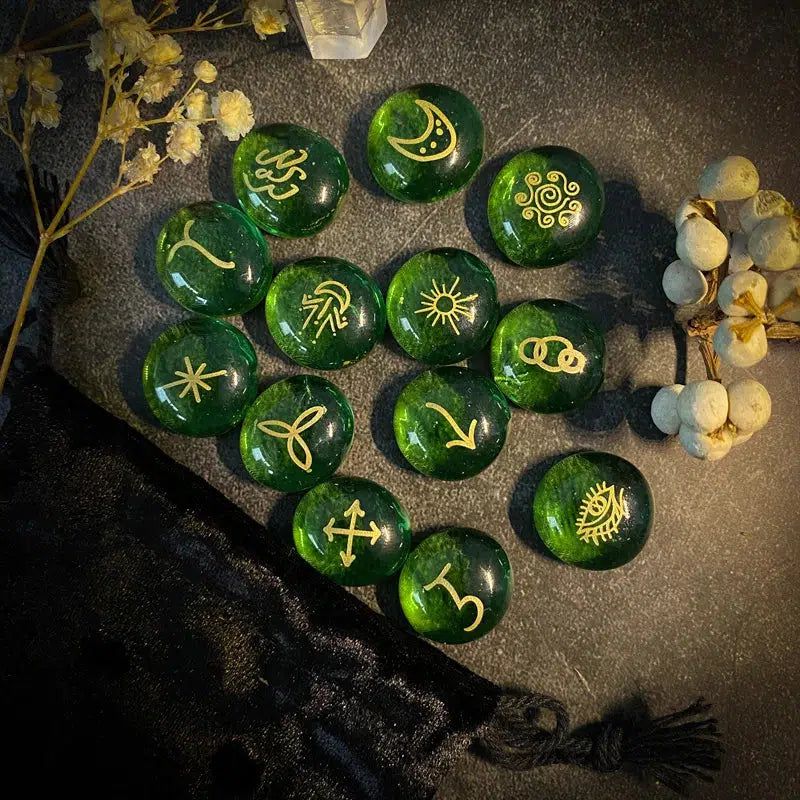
[2,1,799,798]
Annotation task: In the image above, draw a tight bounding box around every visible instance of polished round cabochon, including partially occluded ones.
[142,317,258,437]
[233,123,349,238]
[266,257,385,370]
[488,146,604,267]
[399,527,512,644]
[239,375,354,492]
[393,366,510,480]
[367,83,484,203]
[155,201,272,317]
[386,248,498,365]
[533,451,653,570]
[293,477,411,586]
[491,299,604,413]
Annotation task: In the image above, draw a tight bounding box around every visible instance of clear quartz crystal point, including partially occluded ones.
[288,0,387,59]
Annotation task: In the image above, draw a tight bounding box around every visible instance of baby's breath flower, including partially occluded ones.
[245,0,290,39]
[90,0,136,28]
[29,91,61,129]
[0,53,22,99]
[184,88,211,121]
[141,34,183,67]
[121,142,161,184]
[110,14,154,61]
[86,30,120,72]
[25,55,62,96]
[193,60,217,84]
[103,96,140,143]
[134,65,182,104]
[166,119,203,164]
[211,89,254,141]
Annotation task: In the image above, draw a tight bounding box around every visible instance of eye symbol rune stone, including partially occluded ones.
[518,335,587,375]
[301,280,351,340]
[243,147,309,201]
[323,499,382,568]
[514,170,582,228]
[576,481,629,545]
[257,405,327,472]
[423,562,484,632]
[159,356,228,404]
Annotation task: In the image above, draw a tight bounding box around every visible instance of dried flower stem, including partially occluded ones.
[698,338,721,382]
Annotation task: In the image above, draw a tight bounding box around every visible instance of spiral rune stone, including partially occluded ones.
[488,146,604,268]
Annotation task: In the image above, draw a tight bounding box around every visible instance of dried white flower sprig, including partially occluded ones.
[0,0,289,393]
[654,155,799,460]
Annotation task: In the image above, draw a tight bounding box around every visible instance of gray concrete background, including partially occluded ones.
[2,1,800,798]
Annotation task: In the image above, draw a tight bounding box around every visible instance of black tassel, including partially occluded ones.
[479,692,722,794]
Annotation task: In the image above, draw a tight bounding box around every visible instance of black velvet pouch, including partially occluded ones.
[0,369,722,799]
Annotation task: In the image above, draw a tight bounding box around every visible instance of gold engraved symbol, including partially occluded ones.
[425,402,477,450]
[166,219,235,270]
[423,563,484,633]
[576,482,629,545]
[160,356,228,404]
[416,276,478,335]
[387,99,458,162]
[243,147,309,201]
[514,170,582,228]
[256,405,327,472]
[518,336,587,375]
[323,499,382,568]
[301,280,351,340]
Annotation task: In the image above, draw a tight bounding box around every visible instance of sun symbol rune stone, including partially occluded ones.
[301,280,351,339]
[256,405,328,472]
[159,356,228,404]
[416,276,478,336]
[323,499,382,567]
[575,481,629,545]
[387,248,499,365]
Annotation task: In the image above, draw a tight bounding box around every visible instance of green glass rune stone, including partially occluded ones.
[488,146,604,267]
[155,201,272,317]
[398,528,512,644]
[142,317,258,437]
[367,83,484,203]
[533,451,653,570]
[293,477,411,586]
[232,123,349,238]
[491,299,604,413]
[394,366,510,480]
[265,257,385,370]
[386,248,499,365]
[239,375,354,492]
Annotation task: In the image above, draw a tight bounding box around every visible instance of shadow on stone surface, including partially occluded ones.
[132,201,177,305]
[118,317,178,425]
[508,450,583,563]
[215,426,253,484]
[343,90,392,198]
[207,138,238,207]
[464,149,527,262]
[370,368,423,473]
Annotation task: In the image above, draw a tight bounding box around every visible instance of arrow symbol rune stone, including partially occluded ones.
[424,402,477,450]
[322,499,382,568]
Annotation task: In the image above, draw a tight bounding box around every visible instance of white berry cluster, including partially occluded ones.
[653,155,799,460]
[651,379,771,461]
[664,155,799,368]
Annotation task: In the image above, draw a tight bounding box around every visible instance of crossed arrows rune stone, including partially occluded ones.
[323,499,382,567]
